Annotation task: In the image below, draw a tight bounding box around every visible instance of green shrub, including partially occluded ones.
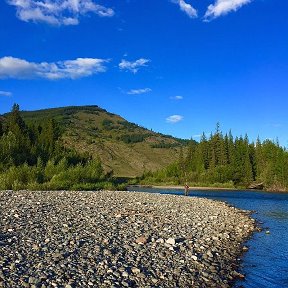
[71,182,105,191]
[0,164,43,190]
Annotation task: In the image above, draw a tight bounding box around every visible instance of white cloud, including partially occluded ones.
[178,0,197,18]
[204,0,251,20]
[119,58,150,74]
[7,0,114,25]
[0,90,12,97]
[0,56,108,80]
[170,95,183,100]
[166,115,184,123]
[172,0,197,18]
[127,88,152,95]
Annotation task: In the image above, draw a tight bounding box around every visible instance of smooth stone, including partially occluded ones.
[166,238,176,245]
[131,267,141,274]
[135,235,148,245]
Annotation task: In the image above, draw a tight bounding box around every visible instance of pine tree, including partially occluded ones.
[249,142,257,181]
[185,139,196,172]
[4,104,32,166]
[208,132,216,168]
[200,133,209,170]
[37,118,60,162]
[0,119,3,136]
[255,137,264,181]
[227,130,235,165]
[6,104,27,133]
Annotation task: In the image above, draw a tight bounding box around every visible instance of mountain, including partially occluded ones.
[16,105,189,177]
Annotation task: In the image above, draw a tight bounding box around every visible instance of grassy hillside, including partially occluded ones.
[17,105,189,177]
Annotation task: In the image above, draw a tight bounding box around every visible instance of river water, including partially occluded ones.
[127,187,288,288]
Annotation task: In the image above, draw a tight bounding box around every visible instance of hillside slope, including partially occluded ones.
[18,105,189,177]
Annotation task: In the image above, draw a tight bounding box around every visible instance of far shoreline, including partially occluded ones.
[128,185,288,193]
[153,185,235,191]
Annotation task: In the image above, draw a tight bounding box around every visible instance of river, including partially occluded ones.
[127,187,288,288]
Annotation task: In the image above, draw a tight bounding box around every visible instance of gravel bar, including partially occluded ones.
[0,190,256,288]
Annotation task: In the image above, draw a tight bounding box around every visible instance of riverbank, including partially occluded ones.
[153,185,235,191]
[0,190,255,288]
[131,185,288,193]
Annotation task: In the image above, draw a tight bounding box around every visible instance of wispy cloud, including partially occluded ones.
[119,58,150,74]
[172,0,197,18]
[7,0,114,26]
[170,95,183,100]
[0,90,12,97]
[204,0,252,21]
[267,122,283,128]
[127,88,152,95]
[0,56,108,80]
[179,0,197,18]
[166,115,184,123]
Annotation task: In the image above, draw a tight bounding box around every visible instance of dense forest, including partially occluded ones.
[140,124,288,191]
[0,104,124,191]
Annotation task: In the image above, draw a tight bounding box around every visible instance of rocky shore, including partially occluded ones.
[0,190,255,288]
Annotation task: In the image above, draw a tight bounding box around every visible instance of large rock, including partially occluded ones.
[248,182,264,190]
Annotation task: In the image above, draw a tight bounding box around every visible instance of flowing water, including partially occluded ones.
[127,187,288,288]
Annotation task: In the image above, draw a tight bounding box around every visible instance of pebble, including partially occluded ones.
[131,267,141,274]
[135,235,148,245]
[166,238,176,245]
[242,246,249,252]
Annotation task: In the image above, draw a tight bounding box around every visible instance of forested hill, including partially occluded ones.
[12,105,189,177]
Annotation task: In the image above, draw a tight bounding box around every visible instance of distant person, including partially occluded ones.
[184,184,189,196]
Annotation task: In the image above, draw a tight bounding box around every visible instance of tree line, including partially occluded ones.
[0,104,123,191]
[140,123,288,191]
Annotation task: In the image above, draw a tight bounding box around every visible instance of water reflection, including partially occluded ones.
[265,211,288,220]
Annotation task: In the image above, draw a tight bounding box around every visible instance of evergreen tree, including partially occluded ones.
[6,104,27,133]
[200,133,209,169]
[0,119,3,136]
[227,130,235,165]
[249,142,257,180]
[208,132,216,168]
[3,104,32,165]
[185,139,195,169]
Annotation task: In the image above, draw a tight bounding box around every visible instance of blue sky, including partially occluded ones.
[0,0,288,145]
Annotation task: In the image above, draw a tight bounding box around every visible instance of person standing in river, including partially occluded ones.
[184,184,189,196]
